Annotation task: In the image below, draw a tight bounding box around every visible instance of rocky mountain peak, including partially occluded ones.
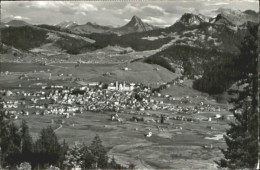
[213,8,258,26]
[178,13,204,26]
[118,15,155,33]
[128,15,143,26]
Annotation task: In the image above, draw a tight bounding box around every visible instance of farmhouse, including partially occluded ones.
[6,90,13,96]
[122,67,129,71]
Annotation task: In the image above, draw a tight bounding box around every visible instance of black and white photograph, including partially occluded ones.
[0,0,259,169]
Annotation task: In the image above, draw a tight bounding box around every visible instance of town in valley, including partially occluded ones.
[0,1,258,169]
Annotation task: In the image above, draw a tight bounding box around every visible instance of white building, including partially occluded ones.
[107,81,135,91]
[88,82,99,86]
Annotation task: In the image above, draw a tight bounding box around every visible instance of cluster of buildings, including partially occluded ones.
[0,82,167,118]
[1,79,225,121]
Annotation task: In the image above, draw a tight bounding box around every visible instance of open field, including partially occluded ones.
[14,108,231,169]
[160,83,232,108]
[0,62,178,86]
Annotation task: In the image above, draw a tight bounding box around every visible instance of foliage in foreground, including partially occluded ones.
[216,24,258,169]
[0,112,131,169]
[63,135,128,169]
[0,117,68,169]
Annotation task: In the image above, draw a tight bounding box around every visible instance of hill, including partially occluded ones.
[5,20,31,27]
[146,45,235,76]
[68,22,114,34]
[86,62,178,84]
[1,25,96,55]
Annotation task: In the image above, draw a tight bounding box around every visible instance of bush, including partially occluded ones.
[17,162,32,170]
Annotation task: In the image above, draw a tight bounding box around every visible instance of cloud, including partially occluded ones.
[142,5,167,14]
[1,1,258,27]
[79,4,98,12]
[1,14,31,23]
[13,16,24,20]
[9,15,30,20]
[113,4,140,16]
[244,0,258,2]
[124,19,130,23]
[124,4,139,12]
[175,6,196,13]
[24,1,98,15]
[204,2,230,6]
[212,2,230,5]
[115,4,169,19]
[199,8,218,16]
[143,16,167,25]
[140,4,169,16]
[76,11,87,16]
[27,1,61,10]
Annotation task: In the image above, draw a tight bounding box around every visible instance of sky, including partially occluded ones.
[1,0,258,27]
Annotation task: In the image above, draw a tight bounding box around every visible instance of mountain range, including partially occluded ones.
[54,15,157,35]
[43,9,260,35]
[1,8,258,70]
[1,8,258,34]
[0,8,258,95]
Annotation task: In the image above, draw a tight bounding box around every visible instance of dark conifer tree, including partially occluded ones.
[109,156,118,168]
[89,134,109,168]
[58,139,69,169]
[81,145,95,169]
[217,24,258,169]
[5,123,22,168]
[19,120,33,163]
[128,163,136,169]
[0,109,9,168]
[33,126,61,168]
[109,156,125,169]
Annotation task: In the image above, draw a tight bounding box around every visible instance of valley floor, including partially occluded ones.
[0,62,232,169]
